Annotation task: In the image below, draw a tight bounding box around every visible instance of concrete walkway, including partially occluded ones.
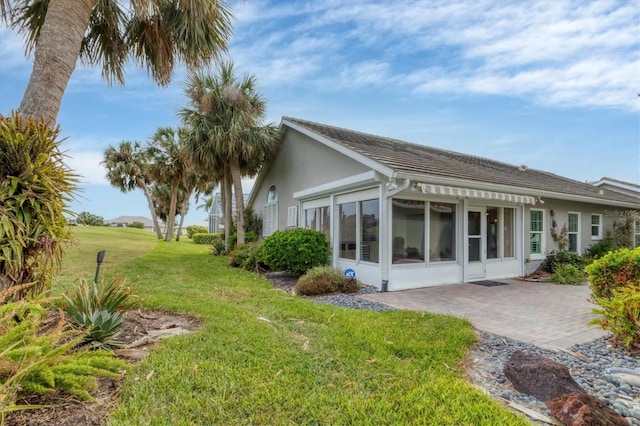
[359,279,606,350]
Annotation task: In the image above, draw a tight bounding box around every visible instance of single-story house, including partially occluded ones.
[248,117,640,291]
[106,215,155,231]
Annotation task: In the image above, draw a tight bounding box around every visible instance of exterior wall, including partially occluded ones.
[523,198,640,274]
[251,128,370,231]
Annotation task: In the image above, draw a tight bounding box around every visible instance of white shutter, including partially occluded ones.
[263,203,278,236]
[287,206,298,227]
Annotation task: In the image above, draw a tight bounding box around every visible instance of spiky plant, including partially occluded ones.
[0,112,78,300]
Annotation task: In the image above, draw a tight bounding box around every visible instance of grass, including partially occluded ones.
[56,227,528,425]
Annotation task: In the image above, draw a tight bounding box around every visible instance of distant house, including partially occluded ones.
[248,117,640,291]
[106,216,155,231]
[590,177,640,199]
[208,192,250,233]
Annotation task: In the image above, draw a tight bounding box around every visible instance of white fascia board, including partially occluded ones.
[395,172,640,209]
[282,119,395,178]
[293,170,383,200]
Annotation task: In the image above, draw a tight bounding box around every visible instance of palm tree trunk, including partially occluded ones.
[165,178,180,241]
[223,164,233,252]
[230,157,245,246]
[175,192,191,242]
[19,0,96,125]
[138,178,163,239]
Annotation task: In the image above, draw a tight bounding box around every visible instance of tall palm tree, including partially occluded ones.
[102,140,163,239]
[180,62,279,247]
[1,0,232,125]
[147,126,192,241]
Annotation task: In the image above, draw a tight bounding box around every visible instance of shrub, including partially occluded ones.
[262,229,330,277]
[583,238,614,261]
[192,233,222,245]
[211,238,226,255]
[228,231,259,251]
[586,247,640,300]
[186,225,208,239]
[296,267,345,296]
[0,300,126,410]
[0,112,77,299]
[127,221,145,229]
[549,250,585,273]
[62,276,138,349]
[545,264,586,285]
[228,242,264,271]
[243,206,262,235]
[590,285,640,350]
[341,278,362,294]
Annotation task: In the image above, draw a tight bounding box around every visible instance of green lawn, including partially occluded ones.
[57,227,527,425]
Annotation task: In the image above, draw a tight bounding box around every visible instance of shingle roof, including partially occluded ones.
[283,117,640,206]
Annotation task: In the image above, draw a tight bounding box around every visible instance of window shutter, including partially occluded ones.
[287,206,298,227]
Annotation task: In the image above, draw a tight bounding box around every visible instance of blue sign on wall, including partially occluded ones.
[344,268,356,279]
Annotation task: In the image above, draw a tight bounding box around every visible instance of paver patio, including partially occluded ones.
[359,279,606,350]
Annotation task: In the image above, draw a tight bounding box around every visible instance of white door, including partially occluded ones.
[467,207,486,280]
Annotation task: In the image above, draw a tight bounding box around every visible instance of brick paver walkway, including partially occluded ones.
[359,279,606,350]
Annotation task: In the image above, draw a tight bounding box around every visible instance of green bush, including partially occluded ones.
[127,221,145,229]
[211,238,226,255]
[590,285,640,350]
[262,229,330,277]
[549,250,585,273]
[186,225,208,239]
[228,242,264,271]
[583,238,614,261]
[0,300,126,409]
[0,112,77,299]
[586,247,640,300]
[228,231,259,251]
[192,233,222,245]
[296,266,345,296]
[545,264,586,285]
[62,276,139,349]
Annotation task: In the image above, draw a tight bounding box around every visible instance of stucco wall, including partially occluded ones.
[251,127,371,231]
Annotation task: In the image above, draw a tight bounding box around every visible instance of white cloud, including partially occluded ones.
[64,150,108,185]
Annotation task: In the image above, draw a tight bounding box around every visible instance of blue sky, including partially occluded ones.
[1,0,639,227]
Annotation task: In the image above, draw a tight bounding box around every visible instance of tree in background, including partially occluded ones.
[0,0,232,125]
[102,141,163,239]
[180,62,279,248]
[76,211,104,226]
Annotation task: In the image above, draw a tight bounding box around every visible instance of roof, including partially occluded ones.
[106,216,154,226]
[282,117,640,206]
[590,177,640,198]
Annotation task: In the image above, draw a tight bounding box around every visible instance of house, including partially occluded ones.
[590,177,640,199]
[106,216,155,231]
[208,192,250,233]
[248,117,640,291]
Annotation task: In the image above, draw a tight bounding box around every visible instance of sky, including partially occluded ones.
[1,0,639,228]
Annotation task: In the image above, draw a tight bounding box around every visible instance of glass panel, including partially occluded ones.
[267,185,278,203]
[360,199,379,263]
[591,215,600,225]
[530,233,541,254]
[430,202,456,262]
[503,208,514,258]
[469,237,481,262]
[392,199,425,264]
[530,210,543,232]
[468,211,481,235]
[568,234,578,252]
[319,207,331,242]
[568,213,578,233]
[305,208,316,230]
[339,203,356,259]
[486,208,498,259]
[591,225,599,237]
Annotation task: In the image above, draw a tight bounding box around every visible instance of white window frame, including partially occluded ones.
[529,208,545,259]
[567,212,580,253]
[591,213,602,240]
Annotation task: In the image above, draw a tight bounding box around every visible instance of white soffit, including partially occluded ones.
[413,183,537,204]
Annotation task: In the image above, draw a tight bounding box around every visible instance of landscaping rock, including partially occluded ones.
[547,393,629,426]
[503,350,583,402]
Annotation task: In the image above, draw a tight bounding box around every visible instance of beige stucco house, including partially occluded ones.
[248,117,640,291]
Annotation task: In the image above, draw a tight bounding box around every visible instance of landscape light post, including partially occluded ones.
[94,250,106,284]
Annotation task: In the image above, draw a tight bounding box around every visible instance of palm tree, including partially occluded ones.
[102,141,163,239]
[1,0,232,125]
[147,127,192,241]
[180,62,279,247]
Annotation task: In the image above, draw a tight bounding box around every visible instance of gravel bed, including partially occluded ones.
[306,288,640,425]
